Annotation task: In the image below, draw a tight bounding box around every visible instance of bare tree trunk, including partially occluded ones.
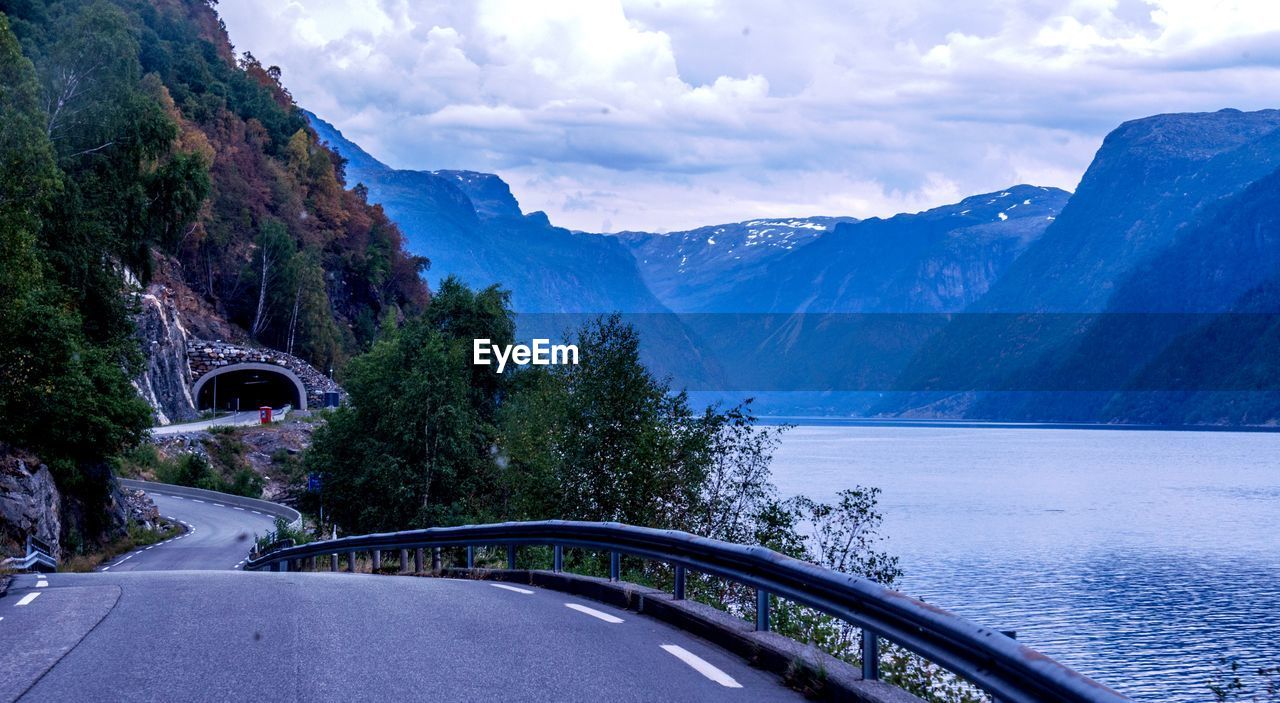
[286,282,302,355]
[250,250,273,339]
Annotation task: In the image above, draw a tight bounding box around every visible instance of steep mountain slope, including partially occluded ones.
[0,0,429,555]
[308,113,668,314]
[976,109,1280,313]
[889,109,1280,424]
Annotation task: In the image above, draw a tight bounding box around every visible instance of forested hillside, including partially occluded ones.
[0,0,427,553]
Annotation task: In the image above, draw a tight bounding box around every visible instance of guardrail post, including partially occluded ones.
[755,589,770,632]
[399,549,409,573]
[553,545,563,573]
[609,551,620,581]
[330,553,338,572]
[371,549,381,572]
[431,548,440,572]
[415,548,424,573]
[466,546,474,569]
[306,556,316,572]
[674,565,686,600]
[506,545,516,570]
[861,629,879,680]
[346,550,356,573]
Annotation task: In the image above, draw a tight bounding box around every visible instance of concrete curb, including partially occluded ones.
[118,478,302,530]
[439,567,924,703]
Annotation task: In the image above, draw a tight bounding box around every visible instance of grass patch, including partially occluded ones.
[62,519,185,573]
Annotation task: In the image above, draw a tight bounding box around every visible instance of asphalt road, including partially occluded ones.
[99,492,279,572]
[1,491,807,702]
[149,411,262,436]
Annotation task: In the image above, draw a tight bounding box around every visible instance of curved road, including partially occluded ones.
[1,490,808,702]
[100,493,278,571]
[149,411,263,437]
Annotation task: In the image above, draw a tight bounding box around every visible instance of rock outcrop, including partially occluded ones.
[0,446,62,559]
[134,281,199,425]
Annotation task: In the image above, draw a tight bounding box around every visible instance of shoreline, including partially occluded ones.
[755,416,1280,433]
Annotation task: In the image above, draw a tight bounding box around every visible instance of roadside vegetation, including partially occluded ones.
[115,433,263,498]
[62,519,183,573]
[253,517,312,555]
[299,276,985,701]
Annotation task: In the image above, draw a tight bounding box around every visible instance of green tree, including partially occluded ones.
[303,277,514,532]
[498,314,711,529]
[0,10,150,496]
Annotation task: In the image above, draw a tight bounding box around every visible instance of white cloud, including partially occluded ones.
[216,0,1280,232]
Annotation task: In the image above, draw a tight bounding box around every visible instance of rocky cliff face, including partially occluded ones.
[134,281,198,426]
[0,447,61,560]
[132,256,248,425]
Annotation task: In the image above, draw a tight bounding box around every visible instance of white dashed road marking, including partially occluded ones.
[660,645,743,688]
[565,603,624,623]
[15,593,40,607]
[490,584,534,594]
[233,507,245,511]
[36,580,48,588]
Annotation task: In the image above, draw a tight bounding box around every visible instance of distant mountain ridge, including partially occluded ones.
[309,106,1280,425]
[615,186,1068,313]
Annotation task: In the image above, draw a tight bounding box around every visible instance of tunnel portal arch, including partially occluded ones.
[186,341,343,411]
[191,362,308,411]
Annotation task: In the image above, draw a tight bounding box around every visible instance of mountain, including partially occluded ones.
[618,186,1067,313]
[887,109,1280,424]
[307,112,668,315]
[615,216,857,312]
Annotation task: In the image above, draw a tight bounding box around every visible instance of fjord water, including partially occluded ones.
[768,424,1280,702]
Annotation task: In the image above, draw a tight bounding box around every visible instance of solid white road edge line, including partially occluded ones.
[490,584,534,594]
[660,644,743,688]
[15,593,40,607]
[565,603,624,623]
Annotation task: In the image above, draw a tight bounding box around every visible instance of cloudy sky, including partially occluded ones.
[217,0,1280,232]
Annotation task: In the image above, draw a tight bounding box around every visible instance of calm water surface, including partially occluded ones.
[768,424,1280,702]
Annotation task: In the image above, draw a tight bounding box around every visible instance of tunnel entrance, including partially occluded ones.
[193,364,305,412]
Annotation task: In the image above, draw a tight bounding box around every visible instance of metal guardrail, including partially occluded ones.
[119,478,302,531]
[246,521,1129,703]
[2,534,58,572]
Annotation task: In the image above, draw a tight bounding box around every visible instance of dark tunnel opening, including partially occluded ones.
[195,368,302,412]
